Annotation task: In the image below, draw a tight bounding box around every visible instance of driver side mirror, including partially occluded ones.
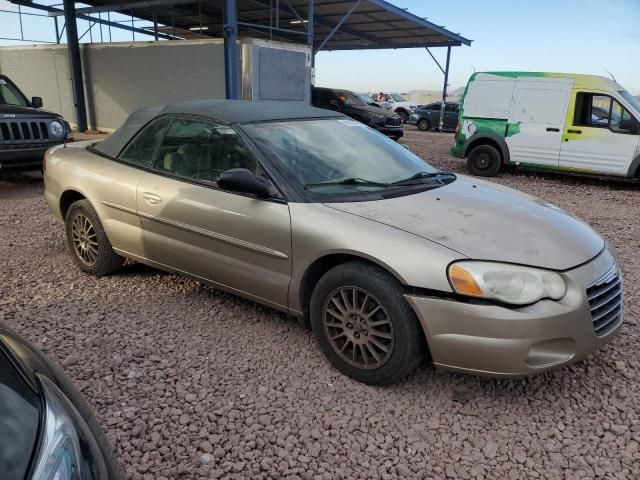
[218,168,274,198]
[619,118,639,134]
[31,96,43,108]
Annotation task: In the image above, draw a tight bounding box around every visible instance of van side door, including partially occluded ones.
[505,77,573,168]
[559,92,640,175]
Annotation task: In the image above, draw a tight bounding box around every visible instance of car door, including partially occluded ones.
[136,115,292,310]
[444,103,459,130]
[506,77,573,168]
[559,92,640,175]
[426,103,440,127]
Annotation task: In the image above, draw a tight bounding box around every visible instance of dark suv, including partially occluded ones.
[0,75,71,173]
[312,87,403,140]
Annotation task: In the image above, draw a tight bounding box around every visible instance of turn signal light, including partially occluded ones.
[449,264,483,297]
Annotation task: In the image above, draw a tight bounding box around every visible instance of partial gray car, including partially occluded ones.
[43,100,623,385]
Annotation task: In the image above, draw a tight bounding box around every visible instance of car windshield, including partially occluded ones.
[390,93,406,102]
[619,90,640,113]
[356,94,376,105]
[0,79,28,107]
[337,92,367,107]
[243,119,441,198]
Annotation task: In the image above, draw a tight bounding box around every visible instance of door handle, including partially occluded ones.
[142,192,162,205]
[567,129,582,134]
[546,127,560,132]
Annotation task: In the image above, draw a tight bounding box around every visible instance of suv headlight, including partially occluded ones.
[49,120,66,138]
[448,261,567,305]
[31,375,116,480]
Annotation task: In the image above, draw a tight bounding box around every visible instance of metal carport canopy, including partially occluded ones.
[52,0,472,51]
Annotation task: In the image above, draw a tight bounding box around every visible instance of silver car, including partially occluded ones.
[44,100,623,385]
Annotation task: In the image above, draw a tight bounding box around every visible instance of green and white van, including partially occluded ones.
[451,72,640,178]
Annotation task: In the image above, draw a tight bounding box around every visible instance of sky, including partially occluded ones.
[1,0,639,94]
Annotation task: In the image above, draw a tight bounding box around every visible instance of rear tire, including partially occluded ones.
[417,118,430,131]
[467,144,502,177]
[310,261,426,385]
[65,199,123,276]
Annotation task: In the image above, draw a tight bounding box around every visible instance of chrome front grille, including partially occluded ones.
[0,120,50,144]
[586,266,623,337]
[385,117,402,127]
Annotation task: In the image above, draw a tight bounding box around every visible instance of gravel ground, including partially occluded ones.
[1,127,639,479]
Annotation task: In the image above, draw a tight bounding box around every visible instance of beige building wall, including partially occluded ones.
[0,39,229,131]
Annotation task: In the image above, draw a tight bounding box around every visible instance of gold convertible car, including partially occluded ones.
[44,100,623,385]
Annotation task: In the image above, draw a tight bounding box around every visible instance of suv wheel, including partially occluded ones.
[65,199,124,275]
[310,261,426,385]
[396,110,409,123]
[467,144,502,177]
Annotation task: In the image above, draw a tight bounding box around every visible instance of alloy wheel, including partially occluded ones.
[71,213,98,266]
[322,286,395,370]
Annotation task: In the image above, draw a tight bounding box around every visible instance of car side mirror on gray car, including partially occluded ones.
[218,168,274,198]
[31,96,43,108]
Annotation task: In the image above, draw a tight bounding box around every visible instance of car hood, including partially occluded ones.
[0,104,62,119]
[324,176,604,271]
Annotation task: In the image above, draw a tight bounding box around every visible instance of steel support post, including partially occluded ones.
[63,0,88,132]
[438,46,451,132]
[223,0,239,99]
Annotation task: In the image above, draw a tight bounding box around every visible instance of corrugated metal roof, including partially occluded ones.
[73,0,471,50]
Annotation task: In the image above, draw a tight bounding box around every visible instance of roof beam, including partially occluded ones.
[314,0,362,53]
[47,0,203,17]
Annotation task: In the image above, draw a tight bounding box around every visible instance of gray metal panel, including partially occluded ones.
[258,48,306,101]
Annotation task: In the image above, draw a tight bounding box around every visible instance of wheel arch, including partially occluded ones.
[394,107,409,115]
[627,153,640,178]
[296,252,407,328]
[462,133,510,165]
[59,189,89,220]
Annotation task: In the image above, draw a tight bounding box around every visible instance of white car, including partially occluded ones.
[371,92,417,122]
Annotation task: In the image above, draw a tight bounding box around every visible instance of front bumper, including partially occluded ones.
[407,114,419,126]
[374,125,403,139]
[406,249,623,377]
[0,143,62,171]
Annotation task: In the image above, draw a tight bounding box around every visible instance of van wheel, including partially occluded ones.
[417,118,430,131]
[467,144,502,177]
[65,199,124,276]
[310,261,427,385]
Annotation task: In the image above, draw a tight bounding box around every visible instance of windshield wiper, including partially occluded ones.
[390,171,456,187]
[304,177,390,189]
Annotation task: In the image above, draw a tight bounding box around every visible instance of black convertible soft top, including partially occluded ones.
[94,100,343,158]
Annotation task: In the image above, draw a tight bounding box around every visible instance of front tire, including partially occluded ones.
[467,144,502,177]
[310,261,426,385]
[65,199,123,276]
[417,118,430,131]
[396,110,409,123]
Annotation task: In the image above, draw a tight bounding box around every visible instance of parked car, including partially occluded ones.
[370,92,417,122]
[452,72,640,177]
[355,92,391,110]
[45,100,623,385]
[408,102,459,131]
[0,323,122,480]
[312,87,403,140]
[0,75,72,173]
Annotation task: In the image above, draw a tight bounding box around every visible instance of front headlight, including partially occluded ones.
[31,375,117,480]
[49,120,66,138]
[31,376,83,479]
[448,261,567,305]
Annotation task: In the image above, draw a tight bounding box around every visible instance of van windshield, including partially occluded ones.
[0,78,28,107]
[619,90,640,114]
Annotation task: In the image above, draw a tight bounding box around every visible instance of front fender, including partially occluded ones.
[288,203,465,313]
[461,132,511,164]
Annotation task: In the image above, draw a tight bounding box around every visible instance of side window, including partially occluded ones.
[574,93,637,133]
[429,103,441,111]
[153,117,258,184]
[445,103,459,112]
[610,100,636,134]
[119,117,172,167]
